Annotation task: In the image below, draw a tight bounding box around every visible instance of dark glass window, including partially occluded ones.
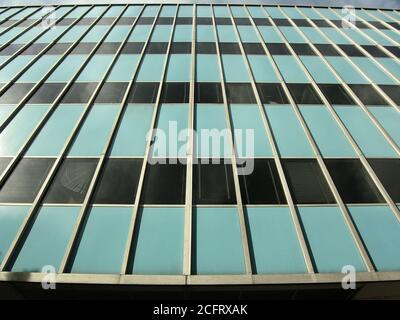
[196,17,212,25]
[97,42,120,54]
[243,43,264,55]
[92,158,142,204]
[292,19,311,27]
[170,42,191,54]
[369,159,400,203]
[338,45,364,57]
[282,159,335,204]
[0,83,35,104]
[0,158,54,203]
[196,42,216,54]
[146,42,168,54]
[117,17,136,25]
[136,17,154,25]
[287,84,322,104]
[46,43,71,55]
[195,83,223,103]
[238,159,286,204]
[176,17,192,25]
[62,82,98,103]
[156,17,173,25]
[160,82,189,103]
[193,161,236,205]
[266,43,290,55]
[314,44,340,56]
[141,162,186,204]
[379,85,400,105]
[348,84,387,105]
[95,82,128,103]
[361,45,388,58]
[312,19,331,27]
[71,43,96,54]
[368,21,387,29]
[76,17,96,25]
[290,43,315,56]
[0,158,11,176]
[97,17,115,25]
[20,43,46,55]
[122,42,144,54]
[318,84,356,105]
[234,18,251,25]
[257,83,288,104]
[215,18,232,25]
[43,158,98,204]
[0,44,23,55]
[388,22,400,30]
[219,42,241,54]
[325,159,384,204]
[28,83,65,104]
[57,18,75,26]
[128,82,158,103]
[253,18,271,26]
[273,18,291,26]
[384,46,400,58]
[225,83,256,104]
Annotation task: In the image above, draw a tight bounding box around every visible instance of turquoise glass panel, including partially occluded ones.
[258,26,283,43]
[71,206,131,274]
[131,207,184,275]
[299,105,356,157]
[299,206,366,273]
[0,27,22,45]
[47,55,87,82]
[151,25,172,42]
[64,6,90,18]
[368,107,400,146]
[222,54,250,82]
[26,104,84,156]
[335,106,397,158]
[265,105,314,157]
[196,25,214,42]
[321,28,351,44]
[341,29,373,45]
[160,5,177,17]
[247,6,266,18]
[142,5,159,17]
[214,6,229,17]
[195,104,231,158]
[300,56,339,84]
[230,104,273,157]
[299,27,329,44]
[0,105,15,125]
[196,54,220,82]
[316,8,341,19]
[265,7,286,18]
[166,54,191,82]
[349,206,400,271]
[85,6,107,17]
[376,58,400,81]
[36,26,68,43]
[105,25,130,42]
[237,26,259,43]
[231,6,247,17]
[0,56,32,82]
[124,5,142,17]
[77,55,114,82]
[326,57,368,84]
[17,55,59,83]
[194,207,245,275]
[298,7,325,19]
[13,27,43,44]
[174,25,192,42]
[274,55,309,83]
[246,207,307,274]
[68,104,119,156]
[350,57,396,85]
[217,25,237,42]
[108,54,140,82]
[197,5,212,17]
[382,30,400,44]
[0,105,49,156]
[279,26,307,44]
[12,206,80,272]
[136,54,164,82]
[129,25,152,42]
[82,25,109,42]
[248,55,278,83]
[0,206,29,265]
[281,7,304,19]
[111,104,154,156]
[59,26,89,43]
[153,104,188,158]
[362,29,393,46]
[104,5,124,17]
[178,5,193,17]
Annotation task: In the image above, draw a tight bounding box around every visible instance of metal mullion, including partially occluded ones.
[245,6,320,274]
[0,3,125,272]
[183,3,196,277]
[58,4,148,274]
[377,9,400,25]
[210,4,252,275]
[0,6,44,37]
[0,5,76,70]
[270,6,400,228]
[0,5,93,97]
[272,5,378,272]
[318,7,400,62]
[362,9,400,35]
[0,7,26,25]
[119,4,176,275]
[285,8,400,156]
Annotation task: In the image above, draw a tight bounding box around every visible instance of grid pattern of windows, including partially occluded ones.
[0,4,399,283]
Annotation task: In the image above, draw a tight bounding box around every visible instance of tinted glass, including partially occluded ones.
[369,158,400,203]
